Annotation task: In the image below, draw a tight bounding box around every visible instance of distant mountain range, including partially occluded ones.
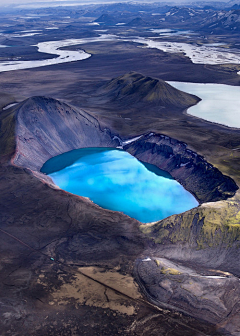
[201,9,240,32]
[92,3,240,33]
[3,0,239,34]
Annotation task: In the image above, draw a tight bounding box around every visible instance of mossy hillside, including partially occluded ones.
[140,192,240,249]
[102,72,200,108]
[154,259,181,275]
[161,267,181,275]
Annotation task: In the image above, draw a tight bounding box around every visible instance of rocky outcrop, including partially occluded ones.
[124,133,238,203]
[135,256,240,327]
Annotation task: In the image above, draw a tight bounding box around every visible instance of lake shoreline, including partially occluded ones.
[43,147,198,223]
[169,81,240,129]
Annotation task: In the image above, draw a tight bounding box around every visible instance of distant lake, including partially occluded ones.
[41,148,198,223]
[169,81,240,128]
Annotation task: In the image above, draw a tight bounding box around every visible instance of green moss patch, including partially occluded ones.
[141,193,240,249]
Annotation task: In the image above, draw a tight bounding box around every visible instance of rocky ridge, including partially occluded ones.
[124,133,238,203]
[200,9,240,33]
[135,256,240,330]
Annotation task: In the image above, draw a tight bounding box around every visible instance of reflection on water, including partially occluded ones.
[41,148,198,223]
[169,81,240,128]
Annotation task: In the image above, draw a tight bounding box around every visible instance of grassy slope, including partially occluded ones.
[141,192,240,249]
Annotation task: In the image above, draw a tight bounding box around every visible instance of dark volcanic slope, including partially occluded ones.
[124,133,238,203]
[0,96,119,171]
[96,72,200,108]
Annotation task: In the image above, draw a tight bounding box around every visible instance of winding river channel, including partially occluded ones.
[1,33,240,128]
[0,35,116,72]
[2,33,240,71]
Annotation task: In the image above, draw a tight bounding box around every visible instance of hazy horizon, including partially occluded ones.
[0,0,230,7]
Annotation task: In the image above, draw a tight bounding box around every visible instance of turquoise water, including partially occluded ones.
[41,148,198,223]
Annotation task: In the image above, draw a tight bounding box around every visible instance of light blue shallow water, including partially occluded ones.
[41,148,198,223]
[169,81,240,128]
